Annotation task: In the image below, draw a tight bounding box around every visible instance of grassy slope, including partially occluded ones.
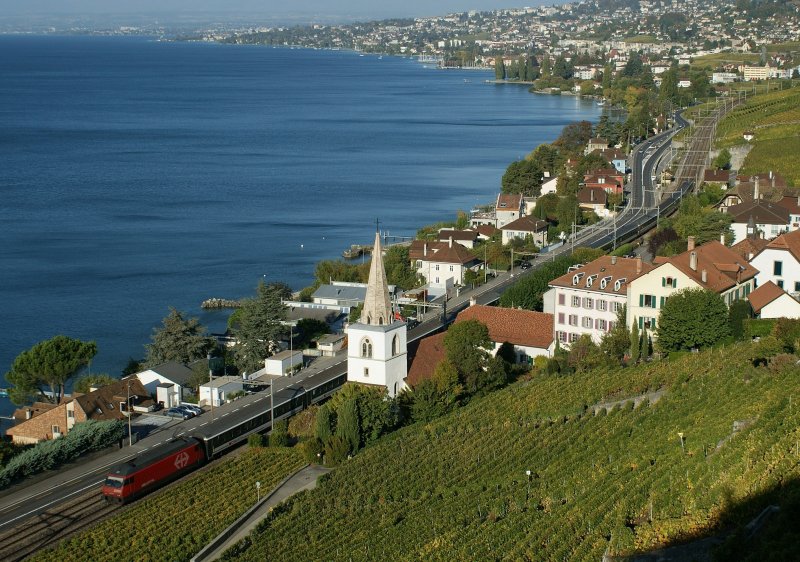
[716,86,800,186]
[228,344,800,561]
[32,448,304,562]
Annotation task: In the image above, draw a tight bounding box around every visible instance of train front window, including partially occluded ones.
[104,477,124,488]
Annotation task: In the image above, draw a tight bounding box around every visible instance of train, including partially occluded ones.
[102,370,347,503]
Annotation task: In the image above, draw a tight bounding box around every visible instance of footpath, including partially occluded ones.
[192,463,331,562]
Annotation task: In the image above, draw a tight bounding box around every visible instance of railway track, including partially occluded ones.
[0,491,118,562]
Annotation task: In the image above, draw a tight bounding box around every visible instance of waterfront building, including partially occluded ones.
[346,231,408,398]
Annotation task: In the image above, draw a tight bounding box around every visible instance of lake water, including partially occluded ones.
[0,36,600,417]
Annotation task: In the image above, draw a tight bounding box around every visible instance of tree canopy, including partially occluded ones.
[656,288,731,351]
[443,320,492,393]
[73,374,116,395]
[6,336,97,405]
[232,281,291,374]
[145,308,216,367]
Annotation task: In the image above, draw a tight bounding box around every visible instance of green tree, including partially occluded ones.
[336,397,360,454]
[501,158,544,196]
[728,299,752,341]
[72,374,116,394]
[145,308,216,367]
[713,148,732,170]
[269,419,290,447]
[232,281,291,374]
[494,56,505,80]
[6,336,97,405]
[553,121,594,154]
[315,403,334,443]
[410,360,463,423]
[630,318,641,363]
[659,68,679,104]
[444,320,492,392]
[552,55,573,79]
[533,193,560,221]
[656,289,730,352]
[383,245,418,289]
[296,319,330,348]
[600,305,630,362]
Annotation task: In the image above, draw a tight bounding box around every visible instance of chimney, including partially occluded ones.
[748,252,754,260]
[636,256,642,274]
[469,296,477,307]
[690,251,698,271]
[701,269,708,283]
[611,255,617,265]
[754,177,760,201]
[720,232,726,245]
[25,409,32,420]
[687,236,695,251]
[448,236,453,249]
[590,189,595,202]
[769,170,773,180]
[423,242,427,257]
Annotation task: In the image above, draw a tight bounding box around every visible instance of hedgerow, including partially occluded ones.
[0,420,124,489]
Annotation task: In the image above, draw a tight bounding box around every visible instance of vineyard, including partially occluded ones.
[223,343,799,561]
[30,447,303,562]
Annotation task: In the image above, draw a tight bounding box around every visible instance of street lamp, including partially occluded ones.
[678,432,685,454]
[525,470,532,502]
[256,481,261,502]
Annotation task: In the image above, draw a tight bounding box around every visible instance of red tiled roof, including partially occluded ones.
[500,215,548,233]
[577,186,608,206]
[704,169,731,184]
[661,240,759,293]
[756,228,800,263]
[408,240,478,265]
[455,305,554,349]
[727,200,790,225]
[731,236,770,261]
[406,332,447,387]
[776,195,800,216]
[496,193,523,211]
[476,225,499,238]
[437,229,478,242]
[549,255,654,295]
[747,281,787,313]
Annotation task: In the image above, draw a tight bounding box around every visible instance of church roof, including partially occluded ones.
[360,232,393,326]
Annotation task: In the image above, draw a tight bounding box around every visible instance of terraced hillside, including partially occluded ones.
[225,344,799,561]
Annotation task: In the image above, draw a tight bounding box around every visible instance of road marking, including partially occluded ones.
[0,479,104,529]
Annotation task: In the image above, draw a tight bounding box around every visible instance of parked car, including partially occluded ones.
[165,407,191,420]
[520,261,532,270]
[180,404,202,416]
[174,405,197,418]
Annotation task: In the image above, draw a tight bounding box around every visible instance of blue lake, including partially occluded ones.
[0,36,600,417]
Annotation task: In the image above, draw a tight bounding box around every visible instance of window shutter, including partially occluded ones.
[638,317,643,329]
[652,317,656,328]
[672,278,677,288]
[660,296,665,308]
[639,294,644,307]
[661,277,665,287]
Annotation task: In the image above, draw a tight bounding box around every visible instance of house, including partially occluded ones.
[727,200,790,243]
[731,235,769,262]
[584,137,608,155]
[747,281,800,319]
[540,175,559,196]
[546,255,654,345]
[577,186,608,215]
[598,149,627,174]
[409,238,482,293]
[743,131,755,142]
[749,229,800,293]
[199,376,245,408]
[437,229,479,249]
[312,281,398,308]
[6,379,152,445]
[315,333,346,357]
[584,168,625,195]
[718,174,788,210]
[678,79,692,88]
[704,169,732,187]
[264,349,304,376]
[495,193,524,228]
[134,361,196,409]
[500,215,549,247]
[627,237,759,334]
[455,304,555,364]
[777,196,800,229]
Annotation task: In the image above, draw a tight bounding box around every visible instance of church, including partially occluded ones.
[346,231,408,397]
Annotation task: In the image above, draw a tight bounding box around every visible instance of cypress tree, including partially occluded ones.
[315,404,333,443]
[630,317,640,363]
[336,398,360,454]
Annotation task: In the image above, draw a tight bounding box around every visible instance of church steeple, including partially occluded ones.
[360,231,393,326]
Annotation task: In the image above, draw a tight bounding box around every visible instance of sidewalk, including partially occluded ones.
[196,464,331,562]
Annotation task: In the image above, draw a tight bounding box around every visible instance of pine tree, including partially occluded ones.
[315,404,333,443]
[336,397,361,454]
[630,317,640,363]
[494,57,505,80]
[233,281,291,374]
[146,308,215,367]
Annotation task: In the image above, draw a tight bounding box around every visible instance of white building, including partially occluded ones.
[627,238,759,334]
[199,376,244,408]
[500,215,549,247]
[747,281,800,319]
[347,232,408,398]
[408,238,482,294]
[264,349,304,376]
[750,229,800,293]
[546,255,654,345]
[134,361,195,409]
[727,200,790,244]
[495,193,524,228]
[456,304,554,364]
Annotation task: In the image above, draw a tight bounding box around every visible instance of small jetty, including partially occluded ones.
[201,298,241,309]
[342,244,372,259]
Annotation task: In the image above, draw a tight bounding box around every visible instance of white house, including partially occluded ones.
[747,281,800,319]
[540,175,559,196]
[495,193,524,228]
[264,349,304,376]
[750,229,800,293]
[627,237,759,334]
[199,376,245,408]
[134,361,195,409]
[408,238,482,294]
[347,231,408,398]
[547,255,654,345]
[315,333,346,357]
[456,304,554,365]
[727,200,790,243]
[500,215,549,247]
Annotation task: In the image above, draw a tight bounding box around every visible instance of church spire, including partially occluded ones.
[360,231,393,326]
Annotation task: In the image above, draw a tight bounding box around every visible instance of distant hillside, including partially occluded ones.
[223,343,800,561]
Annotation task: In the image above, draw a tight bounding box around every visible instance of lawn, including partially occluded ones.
[690,52,759,69]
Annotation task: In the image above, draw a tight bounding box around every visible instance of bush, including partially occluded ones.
[248,433,266,448]
[269,420,290,447]
[0,420,124,489]
[323,436,350,466]
[299,438,324,464]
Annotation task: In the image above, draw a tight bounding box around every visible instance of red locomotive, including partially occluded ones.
[102,437,205,503]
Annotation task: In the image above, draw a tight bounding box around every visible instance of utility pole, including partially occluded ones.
[127,379,133,447]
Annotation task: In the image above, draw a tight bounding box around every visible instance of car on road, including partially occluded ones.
[519,261,532,270]
[165,407,192,420]
[180,404,202,416]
